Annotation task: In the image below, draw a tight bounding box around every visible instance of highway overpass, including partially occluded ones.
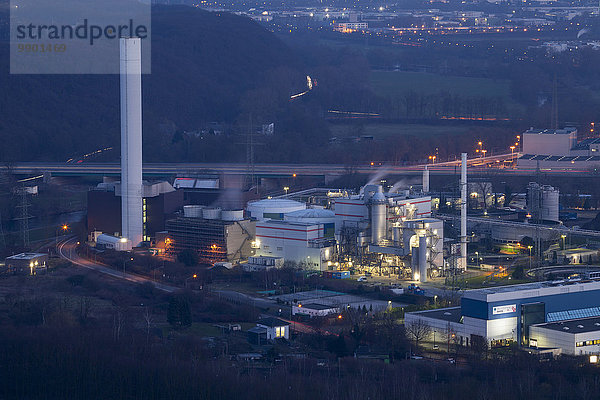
[3,153,587,179]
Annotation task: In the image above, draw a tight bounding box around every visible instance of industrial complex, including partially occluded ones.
[406,279,600,356]
[48,36,600,362]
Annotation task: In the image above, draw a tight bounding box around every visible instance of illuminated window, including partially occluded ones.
[275,326,285,338]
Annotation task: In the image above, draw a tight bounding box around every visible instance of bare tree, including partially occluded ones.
[405,319,432,350]
[112,304,128,342]
[78,296,94,321]
[442,322,457,354]
[143,306,153,345]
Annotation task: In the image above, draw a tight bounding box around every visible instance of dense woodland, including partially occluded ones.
[1,4,600,164]
[1,266,600,400]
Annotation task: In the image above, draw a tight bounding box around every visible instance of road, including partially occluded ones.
[58,237,287,310]
[7,153,590,178]
[438,214,600,239]
[57,237,179,293]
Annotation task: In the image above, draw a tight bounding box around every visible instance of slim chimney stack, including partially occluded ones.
[120,38,143,246]
[460,153,467,271]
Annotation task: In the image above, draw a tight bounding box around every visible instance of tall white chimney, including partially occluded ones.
[422,166,430,193]
[460,153,467,271]
[120,38,143,246]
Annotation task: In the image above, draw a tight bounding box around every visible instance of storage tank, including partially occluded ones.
[183,205,204,218]
[540,186,559,222]
[370,186,387,245]
[246,198,306,221]
[202,207,222,220]
[284,208,335,224]
[221,209,245,221]
[527,183,559,223]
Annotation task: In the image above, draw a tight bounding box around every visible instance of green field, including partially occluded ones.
[370,71,512,99]
[329,122,483,139]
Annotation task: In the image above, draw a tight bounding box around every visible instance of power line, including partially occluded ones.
[15,185,32,248]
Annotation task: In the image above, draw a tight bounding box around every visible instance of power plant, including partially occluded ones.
[330,174,448,281]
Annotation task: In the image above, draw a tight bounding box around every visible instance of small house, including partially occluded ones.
[256,317,290,340]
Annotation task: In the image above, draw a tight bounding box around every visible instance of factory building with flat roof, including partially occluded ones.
[517,127,600,170]
[406,279,600,349]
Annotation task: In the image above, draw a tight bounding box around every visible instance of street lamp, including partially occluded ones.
[123,256,133,275]
[528,245,533,270]
[55,224,69,253]
[561,234,567,250]
[283,186,290,196]
[185,273,198,288]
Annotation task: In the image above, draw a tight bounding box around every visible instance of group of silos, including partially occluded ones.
[182,205,245,221]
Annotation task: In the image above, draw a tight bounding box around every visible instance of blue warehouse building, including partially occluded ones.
[406,280,600,348]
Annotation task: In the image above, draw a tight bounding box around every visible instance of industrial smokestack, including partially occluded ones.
[419,235,428,283]
[120,38,143,246]
[422,166,430,193]
[460,153,467,271]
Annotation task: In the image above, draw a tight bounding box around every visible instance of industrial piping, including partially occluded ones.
[120,38,143,246]
[419,235,428,282]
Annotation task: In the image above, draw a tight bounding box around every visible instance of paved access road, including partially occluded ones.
[58,237,179,293]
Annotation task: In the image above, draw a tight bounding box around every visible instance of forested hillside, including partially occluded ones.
[0,5,300,162]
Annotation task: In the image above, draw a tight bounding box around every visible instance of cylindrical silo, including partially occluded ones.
[221,209,245,221]
[370,186,387,245]
[203,207,222,220]
[542,187,559,222]
[183,205,204,218]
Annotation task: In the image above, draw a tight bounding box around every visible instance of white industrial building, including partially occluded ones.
[522,127,577,156]
[517,127,600,170]
[529,317,600,355]
[95,233,133,251]
[255,220,335,270]
[406,279,600,350]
